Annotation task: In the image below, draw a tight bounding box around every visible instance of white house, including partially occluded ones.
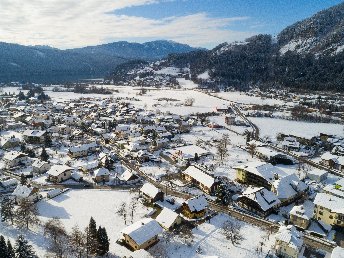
[47,165,73,183]
[32,160,51,174]
[12,185,40,203]
[274,225,304,258]
[3,151,28,168]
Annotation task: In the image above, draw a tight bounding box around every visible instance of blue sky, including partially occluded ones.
[114,0,343,37]
[0,0,342,49]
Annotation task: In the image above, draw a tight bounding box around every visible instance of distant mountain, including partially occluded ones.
[0,40,199,83]
[112,3,344,92]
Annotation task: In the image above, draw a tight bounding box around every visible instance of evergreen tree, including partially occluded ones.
[40,147,49,162]
[1,197,15,224]
[0,235,8,258]
[17,91,26,101]
[20,175,27,186]
[7,239,15,258]
[96,226,109,256]
[14,235,36,258]
[87,217,98,254]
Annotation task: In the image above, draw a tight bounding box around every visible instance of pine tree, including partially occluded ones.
[96,227,109,256]
[20,175,27,186]
[1,197,15,224]
[0,235,8,258]
[86,217,98,255]
[14,235,36,258]
[7,239,15,258]
[40,147,49,162]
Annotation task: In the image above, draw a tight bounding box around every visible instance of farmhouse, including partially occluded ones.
[182,165,218,194]
[47,165,73,183]
[121,218,163,250]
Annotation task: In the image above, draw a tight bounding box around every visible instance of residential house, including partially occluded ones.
[182,165,218,194]
[47,165,73,183]
[0,178,18,192]
[68,142,98,158]
[32,160,51,174]
[3,151,28,168]
[119,170,140,183]
[237,186,281,217]
[181,195,208,219]
[225,114,236,125]
[140,183,164,203]
[313,193,344,228]
[23,130,48,144]
[121,218,163,250]
[0,137,21,149]
[274,225,304,258]
[12,184,40,203]
[323,178,344,199]
[281,137,300,152]
[93,168,110,183]
[155,208,182,230]
[306,170,328,182]
[289,201,314,230]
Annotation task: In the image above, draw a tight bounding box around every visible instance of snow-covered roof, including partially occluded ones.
[0,178,18,188]
[321,152,338,162]
[314,193,344,214]
[234,162,289,183]
[12,185,36,198]
[32,159,49,168]
[94,167,110,177]
[290,200,314,220]
[323,178,344,199]
[272,173,307,200]
[166,145,210,159]
[23,130,46,137]
[120,170,138,181]
[275,225,303,251]
[156,208,179,229]
[69,142,97,153]
[47,165,73,177]
[241,187,280,211]
[183,166,215,188]
[307,169,327,177]
[140,183,161,198]
[121,218,163,245]
[185,195,208,212]
[3,151,27,161]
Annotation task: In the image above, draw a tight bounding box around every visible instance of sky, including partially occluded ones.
[0,0,342,49]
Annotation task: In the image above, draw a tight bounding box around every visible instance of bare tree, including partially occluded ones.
[221,220,244,246]
[15,199,39,230]
[222,134,231,149]
[248,143,257,158]
[216,141,228,163]
[44,218,68,258]
[129,198,138,224]
[116,202,128,225]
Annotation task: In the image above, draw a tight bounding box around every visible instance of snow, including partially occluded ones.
[250,117,344,139]
[216,91,284,105]
[37,189,150,256]
[155,67,181,75]
[197,71,210,80]
[177,78,198,89]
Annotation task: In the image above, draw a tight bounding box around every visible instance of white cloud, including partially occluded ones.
[0,0,255,49]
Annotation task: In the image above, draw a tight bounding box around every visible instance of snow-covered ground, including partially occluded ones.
[216,91,285,106]
[250,117,344,139]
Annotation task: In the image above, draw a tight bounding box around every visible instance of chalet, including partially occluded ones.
[237,187,281,217]
[22,130,48,144]
[68,142,98,158]
[121,218,163,250]
[140,183,164,203]
[93,168,110,183]
[182,165,218,194]
[289,201,314,230]
[313,193,344,228]
[32,160,51,174]
[12,184,40,203]
[181,195,208,219]
[274,225,304,258]
[47,165,73,183]
[3,151,28,168]
[235,161,288,190]
[155,208,182,230]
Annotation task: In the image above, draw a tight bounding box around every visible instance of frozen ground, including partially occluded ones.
[250,117,344,139]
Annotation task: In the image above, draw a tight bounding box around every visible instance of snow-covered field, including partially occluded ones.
[216,92,285,105]
[250,117,344,139]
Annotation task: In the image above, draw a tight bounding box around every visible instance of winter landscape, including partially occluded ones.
[1,1,344,258]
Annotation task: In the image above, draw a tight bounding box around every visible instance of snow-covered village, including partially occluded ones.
[0,80,343,258]
[1,1,344,258]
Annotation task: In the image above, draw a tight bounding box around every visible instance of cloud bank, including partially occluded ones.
[0,0,255,48]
